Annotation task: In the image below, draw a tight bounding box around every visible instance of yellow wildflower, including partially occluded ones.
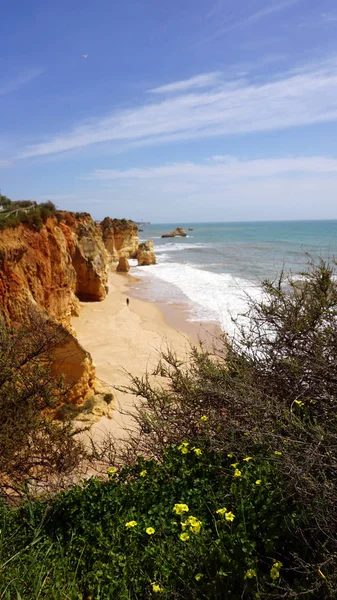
[195,573,203,581]
[318,569,326,580]
[178,442,189,454]
[108,466,117,475]
[151,582,163,593]
[146,527,155,535]
[227,453,233,458]
[294,400,304,407]
[180,532,190,541]
[193,447,202,456]
[274,451,282,456]
[200,415,208,422]
[173,503,189,515]
[125,520,137,528]
[245,569,257,579]
[234,468,242,478]
[187,516,202,534]
[230,462,239,468]
[270,561,282,580]
[225,511,235,522]
[140,469,147,477]
[243,456,253,462]
[216,507,227,516]
[255,479,262,485]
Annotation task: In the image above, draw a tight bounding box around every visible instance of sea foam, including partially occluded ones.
[133,261,261,335]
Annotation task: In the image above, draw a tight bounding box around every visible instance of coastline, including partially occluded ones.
[71,269,219,445]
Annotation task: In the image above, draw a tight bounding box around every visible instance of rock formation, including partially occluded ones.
[65,214,109,301]
[188,227,193,231]
[161,227,187,238]
[101,217,139,261]
[0,213,111,408]
[137,240,156,266]
[116,256,130,272]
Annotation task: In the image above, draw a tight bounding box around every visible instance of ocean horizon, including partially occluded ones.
[131,220,337,333]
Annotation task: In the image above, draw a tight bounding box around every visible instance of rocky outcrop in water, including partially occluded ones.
[101,217,139,261]
[161,227,187,238]
[137,240,156,266]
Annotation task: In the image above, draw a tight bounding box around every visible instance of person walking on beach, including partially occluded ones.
[126,297,129,306]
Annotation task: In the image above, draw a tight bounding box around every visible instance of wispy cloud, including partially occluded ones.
[149,72,222,94]
[0,159,13,167]
[17,56,337,159]
[0,68,44,96]
[81,155,337,222]
[84,156,337,181]
[202,0,301,42]
[233,0,301,29]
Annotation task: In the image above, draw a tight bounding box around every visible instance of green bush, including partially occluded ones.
[0,442,322,599]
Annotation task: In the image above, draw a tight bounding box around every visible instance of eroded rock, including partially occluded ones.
[161,227,187,238]
[101,217,139,261]
[116,256,130,272]
[137,240,156,265]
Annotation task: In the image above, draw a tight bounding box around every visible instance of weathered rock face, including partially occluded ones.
[63,214,110,302]
[101,217,139,261]
[0,213,110,405]
[116,256,130,272]
[188,227,193,231]
[161,227,187,238]
[137,240,156,266]
[0,219,79,326]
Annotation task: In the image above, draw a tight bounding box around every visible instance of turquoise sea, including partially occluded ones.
[131,221,337,332]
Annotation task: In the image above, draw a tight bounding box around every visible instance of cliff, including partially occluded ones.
[101,218,139,261]
[0,213,110,408]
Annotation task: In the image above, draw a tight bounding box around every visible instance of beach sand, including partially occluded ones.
[72,270,214,446]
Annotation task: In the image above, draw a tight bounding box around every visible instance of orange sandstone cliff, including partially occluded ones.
[0,213,110,406]
[101,217,139,261]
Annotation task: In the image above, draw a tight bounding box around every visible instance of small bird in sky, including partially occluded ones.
[81,54,89,59]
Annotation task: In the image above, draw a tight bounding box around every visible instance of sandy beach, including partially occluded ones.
[71,270,205,445]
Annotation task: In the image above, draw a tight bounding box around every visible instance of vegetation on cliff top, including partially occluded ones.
[0,196,58,231]
[100,216,137,232]
[0,195,93,232]
[0,259,336,598]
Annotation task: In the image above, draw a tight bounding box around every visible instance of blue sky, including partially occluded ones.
[1,0,337,222]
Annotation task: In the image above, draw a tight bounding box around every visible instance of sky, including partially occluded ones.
[1,0,337,222]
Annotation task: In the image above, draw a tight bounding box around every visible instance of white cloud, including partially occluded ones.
[203,0,301,42]
[80,155,337,221]
[84,156,337,181]
[0,159,13,167]
[17,56,337,159]
[73,175,337,223]
[149,72,222,94]
[0,68,44,96]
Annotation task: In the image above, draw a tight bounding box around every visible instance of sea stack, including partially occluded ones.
[137,240,156,265]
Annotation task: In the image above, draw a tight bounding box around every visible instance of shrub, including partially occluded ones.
[112,259,337,594]
[0,310,87,500]
[0,443,321,599]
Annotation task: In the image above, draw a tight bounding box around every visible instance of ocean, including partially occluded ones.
[130,221,337,333]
